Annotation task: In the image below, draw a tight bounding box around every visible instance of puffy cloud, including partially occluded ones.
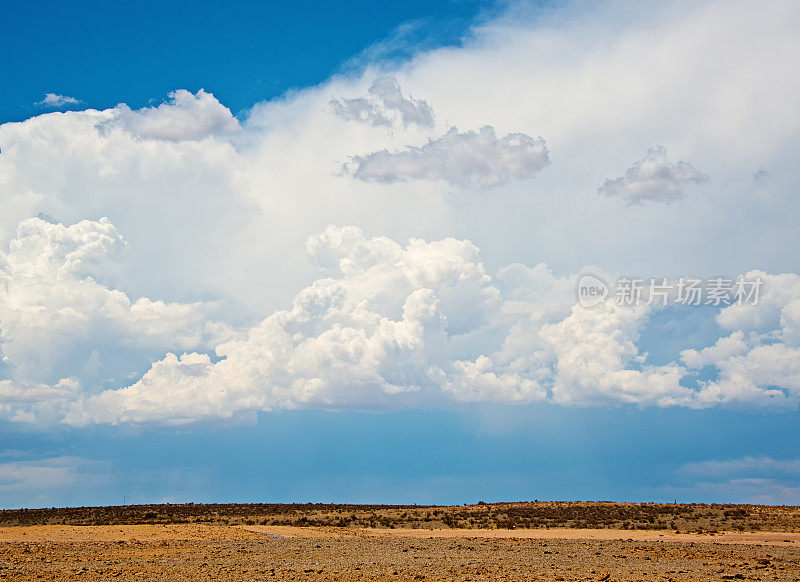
[0,379,80,424]
[0,217,231,388]
[66,225,509,425]
[541,302,691,406]
[36,93,82,108]
[1,0,798,311]
[103,89,240,141]
[443,356,547,403]
[343,126,550,189]
[0,221,797,425]
[1,1,800,427]
[692,343,800,409]
[716,271,800,334]
[680,331,749,369]
[330,76,434,128]
[676,272,800,409]
[598,146,708,204]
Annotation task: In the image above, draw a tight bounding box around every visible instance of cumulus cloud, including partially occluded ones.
[103,89,240,141]
[541,302,691,407]
[680,331,749,369]
[677,271,800,409]
[65,225,512,424]
[0,1,799,427]
[715,271,800,334]
[70,228,800,426]
[0,379,80,424]
[343,126,550,188]
[691,343,800,409]
[330,76,434,128]
[1,0,797,309]
[36,93,82,108]
[0,217,232,393]
[598,146,708,204]
[3,224,560,425]
[0,221,797,425]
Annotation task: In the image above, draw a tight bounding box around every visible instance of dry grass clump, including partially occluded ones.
[2,501,800,532]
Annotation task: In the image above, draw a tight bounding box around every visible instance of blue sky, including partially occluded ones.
[4,406,800,508]
[2,0,800,509]
[1,0,492,123]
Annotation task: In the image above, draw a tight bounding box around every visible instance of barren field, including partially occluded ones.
[1,503,799,581]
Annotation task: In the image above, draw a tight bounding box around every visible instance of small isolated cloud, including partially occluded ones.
[36,93,82,108]
[671,456,800,503]
[330,76,434,128]
[104,89,240,141]
[681,456,800,478]
[0,456,112,508]
[343,126,550,189]
[599,146,708,204]
[753,167,771,184]
[0,456,88,491]
[653,477,800,505]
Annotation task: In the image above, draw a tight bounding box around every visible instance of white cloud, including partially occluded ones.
[0,456,112,508]
[540,301,692,407]
[21,223,563,425]
[0,379,80,424]
[598,146,708,204]
[65,225,512,424]
[693,343,800,409]
[716,271,800,334]
[0,456,84,490]
[0,217,232,390]
[681,456,800,477]
[0,221,796,425]
[2,0,798,308]
[651,477,800,505]
[0,1,799,426]
[36,93,82,108]
[103,89,240,141]
[676,271,800,409]
[330,76,435,128]
[668,455,800,504]
[680,330,749,369]
[343,126,550,189]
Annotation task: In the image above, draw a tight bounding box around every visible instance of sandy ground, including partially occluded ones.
[238,525,800,546]
[0,524,264,543]
[4,524,798,545]
[2,524,800,581]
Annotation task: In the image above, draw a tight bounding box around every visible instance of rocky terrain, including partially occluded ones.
[1,503,799,581]
[3,501,800,532]
[1,524,799,581]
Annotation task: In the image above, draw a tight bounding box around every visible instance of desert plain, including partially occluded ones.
[1,502,799,581]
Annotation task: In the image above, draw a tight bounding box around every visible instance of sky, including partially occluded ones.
[0,0,492,123]
[2,0,800,509]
